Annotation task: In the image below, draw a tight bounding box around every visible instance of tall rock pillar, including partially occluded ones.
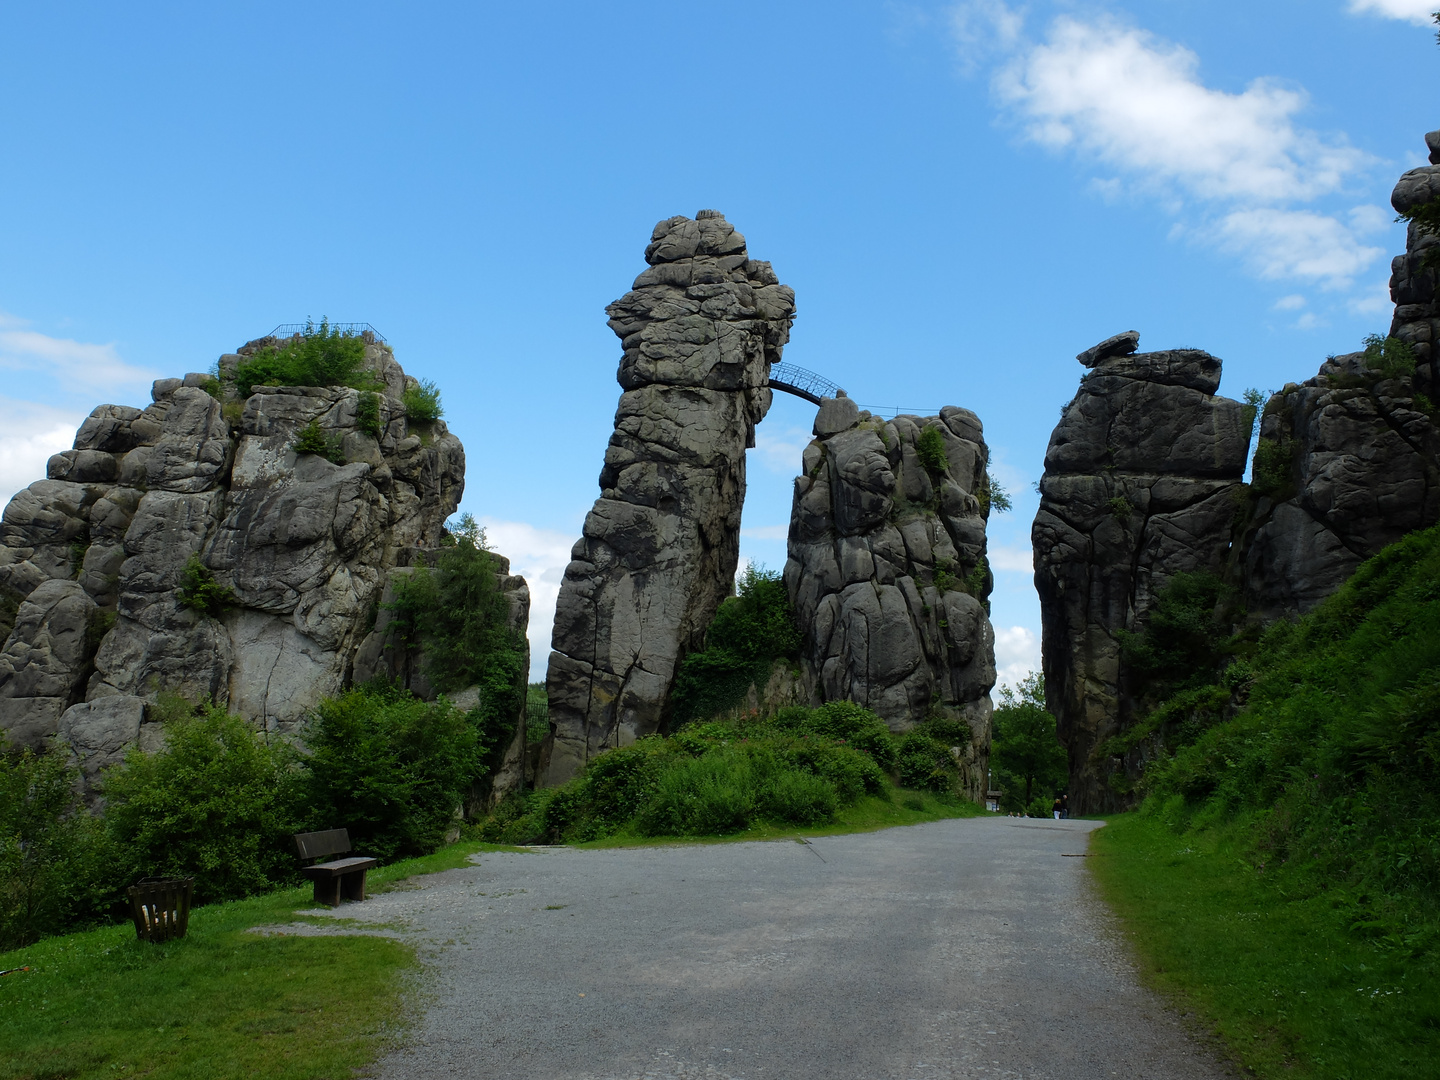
[542,211,797,785]
[1032,334,1250,814]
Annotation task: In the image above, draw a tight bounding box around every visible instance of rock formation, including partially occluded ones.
[543,211,797,785]
[1239,132,1440,619]
[784,394,996,798]
[0,336,530,802]
[1032,336,1250,814]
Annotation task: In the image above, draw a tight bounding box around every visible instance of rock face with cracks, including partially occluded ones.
[542,210,797,786]
[0,337,526,803]
[785,394,996,800]
[1032,336,1251,815]
[1240,133,1440,620]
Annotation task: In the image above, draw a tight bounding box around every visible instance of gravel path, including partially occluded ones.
[319,817,1232,1080]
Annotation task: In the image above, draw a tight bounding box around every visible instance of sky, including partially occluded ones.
[1,1,1436,686]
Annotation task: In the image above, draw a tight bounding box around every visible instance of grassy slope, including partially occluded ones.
[0,843,515,1080]
[1090,814,1437,1080]
[1084,526,1440,1079]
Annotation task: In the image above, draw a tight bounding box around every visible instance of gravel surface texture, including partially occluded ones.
[317,816,1233,1079]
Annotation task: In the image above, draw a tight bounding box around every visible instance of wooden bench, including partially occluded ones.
[294,829,378,907]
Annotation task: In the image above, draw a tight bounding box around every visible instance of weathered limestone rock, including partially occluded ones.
[542,211,797,785]
[1387,130,1440,379]
[55,695,146,803]
[785,396,996,800]
[0,338,499,768]
[1033,338,1250,814]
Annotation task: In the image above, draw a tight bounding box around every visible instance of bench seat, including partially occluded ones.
[293,829,378,907]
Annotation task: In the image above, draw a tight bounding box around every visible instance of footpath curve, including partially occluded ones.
[332,817,1232,1080]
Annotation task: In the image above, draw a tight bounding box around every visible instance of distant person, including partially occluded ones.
[1060,794,1069,820]
[1052,796,1062,820]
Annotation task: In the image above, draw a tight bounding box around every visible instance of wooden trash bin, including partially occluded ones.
[127,877,194,943]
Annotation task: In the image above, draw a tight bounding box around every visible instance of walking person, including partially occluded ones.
[1052,795,1062,820]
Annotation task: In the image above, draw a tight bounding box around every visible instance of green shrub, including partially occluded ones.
[896,731,956,792]
[1362,333,1417,381]
[102,705,305,905]
[915,427,948,477]
[636,749,759,837]
[976,471,1012,515]
[670,563,801,725]
[356,391,383,438]
[291,420,345,464]
[0,739,116,950]
[176,554,237,617]
[1108,495,1134,523]
[231,320,374,398]
[773,701,898,771]
[757,769,839,825]
[1251,435,1295,496]
[385,521,527,761]
[1116,572,1239,703]
[525,682,549,745]
[302,683,483,862]
[403,379,443,423]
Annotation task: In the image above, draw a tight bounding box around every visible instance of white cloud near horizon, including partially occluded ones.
[0,320,155,389]
[956,5,1391,291]
[0,398,85,508]
[988,544,1034,573]
[994,624,1041,692]
[477,516,577,682]
[1348,0,1439,25]
[753,423,811,476]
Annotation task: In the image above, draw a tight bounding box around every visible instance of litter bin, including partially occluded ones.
[127,877,194,943]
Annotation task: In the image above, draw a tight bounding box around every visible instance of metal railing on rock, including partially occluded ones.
[267,322,387,344]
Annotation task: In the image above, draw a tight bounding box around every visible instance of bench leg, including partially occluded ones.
[340,868,368,903]
[312,876,341,907]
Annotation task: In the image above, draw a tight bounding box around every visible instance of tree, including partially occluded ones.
[990,673,1067,811]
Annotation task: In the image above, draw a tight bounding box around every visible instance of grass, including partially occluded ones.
[0,842,518,1080]
[1089,813,1440,1080]
[572,788,985,849]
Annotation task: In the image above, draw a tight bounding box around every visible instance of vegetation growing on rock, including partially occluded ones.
[230,320,375,397]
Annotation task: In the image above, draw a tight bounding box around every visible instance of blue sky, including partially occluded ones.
[2,1,1436,684]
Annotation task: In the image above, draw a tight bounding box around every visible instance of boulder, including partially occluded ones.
[542,212,797,785]
[1032,339,1250,814]
[786,402,996,801]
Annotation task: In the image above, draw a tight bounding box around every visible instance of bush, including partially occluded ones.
[0,740,115,950]
[773,701,898,771]
[670,563,801,725]
[177,554,237,617]
[302,683,484,863]
[356,391,383,438]
[1361,333,1417,381]
[291,420,344,464]
[636,750,759,837]
[403,379,443,423]
[102,705,305,905]
[896,731,956,792]
[1251,435,1295,497]
[385,519,528,761]
[915,427,948,477]
[231,320,373,398]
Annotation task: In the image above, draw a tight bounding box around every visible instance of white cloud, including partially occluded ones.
[0,397,85,508]
[996,17,1370,203]
[741,525,789,541]
[1349,279,1394,316]
[0,321,155,389]
[1213,207,1385,287]
[988,544,1034,573]
[951,0,1024,73]
[477,517,578,682]
[993,624,1041,693]
[1294,312,1326,331]
[960,10,1390,295]
[1273,294,1307,311]
[753,424,811,476]
[1348,0,1439,25]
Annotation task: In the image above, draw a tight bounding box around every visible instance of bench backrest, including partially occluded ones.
[294,828,352,862]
